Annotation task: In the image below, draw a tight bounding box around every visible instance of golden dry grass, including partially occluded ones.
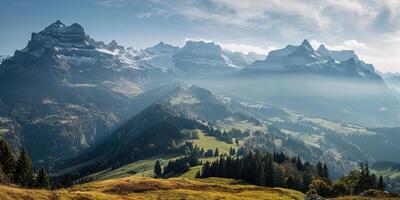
[0,177,305,200]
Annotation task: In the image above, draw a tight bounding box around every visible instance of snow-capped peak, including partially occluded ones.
[45,20,65,30]
[43,20,85,36]
[286,39,321,63]
[145,42,179,55]
[181,40,223,55]
[28,20,89,51]
[106,40,119,50]
[300,39,314,52]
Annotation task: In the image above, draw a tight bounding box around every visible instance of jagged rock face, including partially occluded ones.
[146,42,179,55]
[316,44,357,62]
[246,39,381,80]
[139,40,260,77]
[28,20,88,51]
[173,41,250,76]
[216,39,400,127]
[0,21,173,162]
[138,42,179,71]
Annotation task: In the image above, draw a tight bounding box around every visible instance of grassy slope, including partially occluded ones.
[87,130,236,181]
[1,177,396,200]
[188,130,238,154]
[372,169,400,180]
[0,177,305,200]
[86,154,182,181]
[217,120,267,132]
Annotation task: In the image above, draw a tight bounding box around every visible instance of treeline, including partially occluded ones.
[307,161,386,197]
[196,150,386,198]
[197,150,319,191]
[205,125,249,144]
[0,139,50,189]
[179,141,245,158]
[154,142,243,177]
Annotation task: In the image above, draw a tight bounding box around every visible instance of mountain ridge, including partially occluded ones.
[0,21,176,162]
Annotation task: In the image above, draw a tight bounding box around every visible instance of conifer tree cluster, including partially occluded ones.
[196,148,388,198]
[156,144,205,177]
[316,162,329,179]
[154,160,162,177]
[205,125,250,144]
[154,143,241,177]
[0,139,50,189]
[354,161,384,193]
[197,151,320,191]
[309,161,386,197]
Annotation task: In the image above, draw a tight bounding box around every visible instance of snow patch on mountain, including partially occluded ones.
[244,39,381,80]
[0,55,9,64]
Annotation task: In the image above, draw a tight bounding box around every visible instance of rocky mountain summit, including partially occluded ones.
[0,21,173,162]
[245,39,380,80]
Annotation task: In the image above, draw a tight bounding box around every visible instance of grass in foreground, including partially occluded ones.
[0,177,305,200]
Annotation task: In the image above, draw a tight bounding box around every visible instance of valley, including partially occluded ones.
[0,18,399,200]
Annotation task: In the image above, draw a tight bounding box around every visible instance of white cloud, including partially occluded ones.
[310,39,366,51]
[184,37,214,43]
[97,0,400,72]
[184,37,273,55]
[98,0,400,35]
[309,39,324,50]
[342,40,367,49]
[220,43,274,55]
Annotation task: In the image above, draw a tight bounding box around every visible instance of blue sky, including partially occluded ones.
[1,0,399,72]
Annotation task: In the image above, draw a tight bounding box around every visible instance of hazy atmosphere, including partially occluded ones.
[0,1,400,199]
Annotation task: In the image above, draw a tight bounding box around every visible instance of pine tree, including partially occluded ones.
[355,161,375,194]
[195,170,201,178]
[296,156,303,171]
[229,147,236,156]
[255,164,265,186]
[13,149,35,187]
[183,163,191,172]
[0,164,5,183]
[205,149,214,157]
[264,158,275,187]
[35,167,50,189]
[323,164,329,178]
[235,138,239,146]
[214,148,219,157]
[0,139,15,176]
[154,160,162,177]
[378,175,385,191]
[317,162,324,177]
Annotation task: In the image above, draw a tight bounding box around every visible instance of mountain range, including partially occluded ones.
[0,21,399,188]
[189,39,400,127]
[244,39,378,79]
[0,21,264,162]
[0,20,176,162]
